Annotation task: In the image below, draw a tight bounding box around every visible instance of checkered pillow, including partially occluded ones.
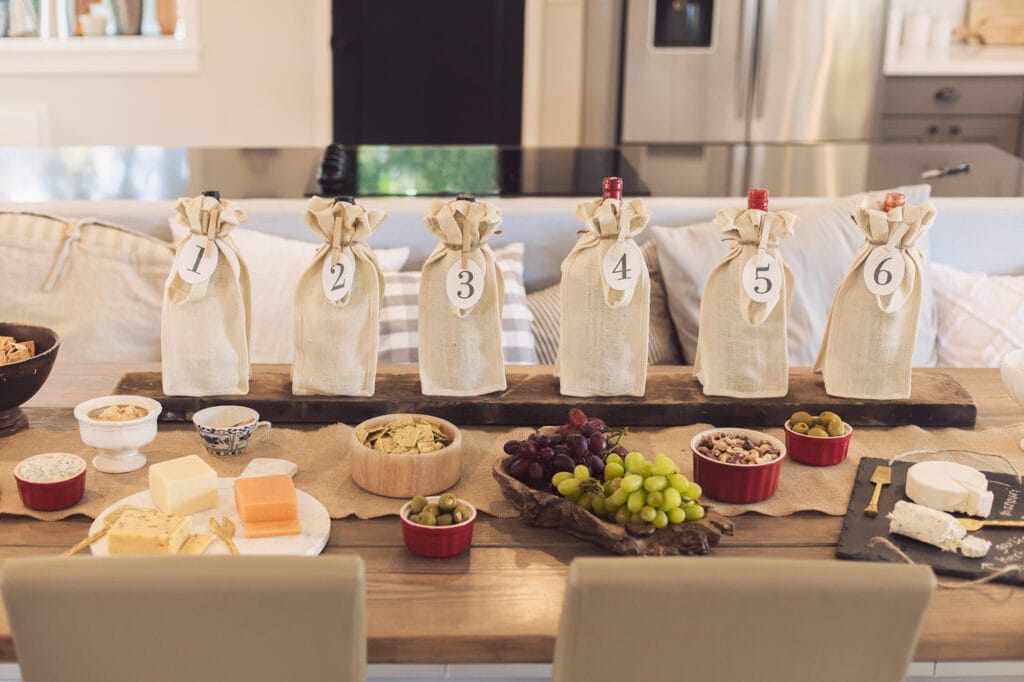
[379,243,538,364]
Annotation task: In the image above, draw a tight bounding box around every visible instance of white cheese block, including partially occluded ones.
[905,461,994,518]
[887,500,990,558]
[149,454,218,515]
[240,458,298,479]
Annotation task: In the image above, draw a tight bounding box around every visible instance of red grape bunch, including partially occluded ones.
[503,408,627,488]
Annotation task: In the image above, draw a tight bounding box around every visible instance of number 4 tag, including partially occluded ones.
[741,253,782,304]
[176,235,219,284]
[601,242,642,292]
[864,245,905,296]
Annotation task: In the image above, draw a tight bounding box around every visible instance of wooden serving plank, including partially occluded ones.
[837,457,1024,586]
[115,366,977,428]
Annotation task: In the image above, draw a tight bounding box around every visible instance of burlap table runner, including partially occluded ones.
[2,423,1022,521]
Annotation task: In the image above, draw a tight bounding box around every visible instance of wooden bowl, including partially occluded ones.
[349,414,462,498]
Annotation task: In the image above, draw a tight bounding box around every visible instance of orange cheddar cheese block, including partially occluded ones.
[233,474,300,538]
[241,518,302,539]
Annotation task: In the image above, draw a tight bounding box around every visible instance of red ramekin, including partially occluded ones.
[690,428,786,504]
[399,496,477,558]
[14,453,87,512]
[784,421,853,467]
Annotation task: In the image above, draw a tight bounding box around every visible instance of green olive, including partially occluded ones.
[438,493,458,512]
[416,512,437,526]
[422,503,440,517]
[808,427,829,438]
[826,418,845,437]
[792,422,811,435]
[452,505,472,523]
[436,513,453,526]
[409,495,429,514]
[790,411,815,427]
[816,411,841,427]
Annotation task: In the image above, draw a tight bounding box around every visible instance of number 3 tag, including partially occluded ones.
[864,245,905,296]
[176,235,219,284]
[601,242,641,292]
[446,260,484,308]
[322,252,356,302]
[741,253,782,304]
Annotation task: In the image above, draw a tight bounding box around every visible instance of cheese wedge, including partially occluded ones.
[150,455,218,516]
[179,533,215,555]
[906,461,994,518]
[887,500,991,558]
[107,508,191,555]
[233,474,300,538]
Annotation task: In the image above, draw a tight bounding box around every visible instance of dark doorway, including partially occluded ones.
[332,0,524,145]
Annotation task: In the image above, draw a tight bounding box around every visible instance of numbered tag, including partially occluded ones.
[321,252,356,302]
[446,260,485,309]
[601,242,642,292]
[863,245,905,296]
[176,235,219,284]
[741,253,782,304]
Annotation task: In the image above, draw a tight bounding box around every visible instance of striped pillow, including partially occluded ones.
[528,240,683,366]
[378,243,538,364]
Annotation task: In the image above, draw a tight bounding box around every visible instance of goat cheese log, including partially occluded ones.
[887,500,991,558]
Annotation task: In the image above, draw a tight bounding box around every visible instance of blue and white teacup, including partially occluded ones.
[192,406,271,457]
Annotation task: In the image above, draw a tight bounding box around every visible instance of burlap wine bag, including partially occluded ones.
[556,197,651,396]
[694,207,798,398]
[161,195,251,396]
[419,197,506,396]
[813,197,936,399]
[292,197,388,396]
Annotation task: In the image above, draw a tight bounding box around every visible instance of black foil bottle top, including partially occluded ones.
[201,190,221,202]
[455,193,476,203]
[334,195,356,205]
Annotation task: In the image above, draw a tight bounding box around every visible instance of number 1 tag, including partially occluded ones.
[176,235,219,284]
[741,253,782,304]
[321,252,356,302]
[601,242,642,292]
[864,245,905,296]
[446,260,484,309]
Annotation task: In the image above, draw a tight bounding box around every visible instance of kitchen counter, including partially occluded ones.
[1,143,1021,202]
[886,43,1024,77]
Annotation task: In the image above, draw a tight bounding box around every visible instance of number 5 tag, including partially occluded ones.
[322,252,356,302]
[446,260,484,308]
[864,245,905,296]
[176,235,219,284]
[601,242,642,292]
[741,253,782,304]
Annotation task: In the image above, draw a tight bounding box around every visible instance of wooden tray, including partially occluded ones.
[115,366,977,428]
[492,456,733,556]
[836,457,1024,586]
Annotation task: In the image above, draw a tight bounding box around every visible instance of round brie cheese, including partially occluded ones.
[905,461,993,518]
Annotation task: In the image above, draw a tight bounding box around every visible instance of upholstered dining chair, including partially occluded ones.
[552,556,935,682]
[1,555,366,682]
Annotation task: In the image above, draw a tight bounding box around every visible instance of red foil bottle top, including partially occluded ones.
[747,188,769,211]
[602,177,623,201]
[883,192,906,212]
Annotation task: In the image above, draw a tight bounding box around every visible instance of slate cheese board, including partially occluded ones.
[837,457,1024,586]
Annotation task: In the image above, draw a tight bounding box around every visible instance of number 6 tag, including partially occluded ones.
[446,260,484,308]
[601,242,641,292]
[864,245,905,296]
[322,252,356,301]
[176,235,219,284]
[741,253,782,304]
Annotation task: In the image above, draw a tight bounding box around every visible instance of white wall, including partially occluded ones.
[0,0,332,146]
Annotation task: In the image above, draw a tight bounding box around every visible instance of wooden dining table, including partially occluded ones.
[1,364,1023,666]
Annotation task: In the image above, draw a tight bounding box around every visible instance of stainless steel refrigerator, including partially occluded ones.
[620,0,887,144]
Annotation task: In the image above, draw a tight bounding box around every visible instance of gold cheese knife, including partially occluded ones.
[957,518,1024,532]
[864,465,891,517]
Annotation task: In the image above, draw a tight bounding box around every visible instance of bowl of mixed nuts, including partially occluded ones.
[689,428,786,503]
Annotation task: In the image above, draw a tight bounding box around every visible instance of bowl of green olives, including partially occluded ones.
[400,493,477,558]
[784,410,853,467]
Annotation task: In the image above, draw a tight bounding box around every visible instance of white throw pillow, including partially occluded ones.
[169,222,410,364]
[930,262,1024,368]
[651,186,937,367]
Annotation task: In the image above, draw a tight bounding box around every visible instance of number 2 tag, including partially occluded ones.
[321,252,356,302]
[446,260,484,309]
[864,245,905,296]
[741,253,782,304]
[601,242,641,292]
[176,235,219,284]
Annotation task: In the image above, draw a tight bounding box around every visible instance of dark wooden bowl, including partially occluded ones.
[492,456,734,556]
[0,323,61,435]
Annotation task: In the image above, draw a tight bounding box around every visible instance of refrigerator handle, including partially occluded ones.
[754,0,776,118]
[737,0,758,118]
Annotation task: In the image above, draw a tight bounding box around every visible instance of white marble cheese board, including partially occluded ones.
[89,478,330,556]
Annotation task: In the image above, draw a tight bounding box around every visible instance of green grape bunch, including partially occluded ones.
[551,451,705,529]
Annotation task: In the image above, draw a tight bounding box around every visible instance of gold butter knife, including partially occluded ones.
[957,518,1024,532]
[209,516,239,555]
[864,465,891,517]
